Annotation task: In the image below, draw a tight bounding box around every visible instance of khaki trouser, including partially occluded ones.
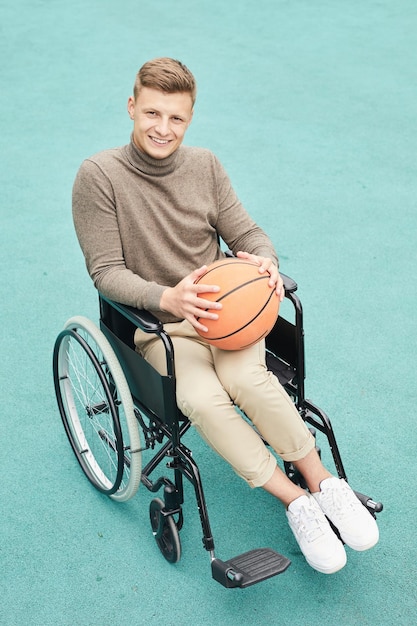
[134,320,315,488]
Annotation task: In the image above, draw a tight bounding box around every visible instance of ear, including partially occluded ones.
[127,96,135,120]
[187,108,194,127]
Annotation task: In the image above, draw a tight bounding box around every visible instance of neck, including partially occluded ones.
[126,135,181,176]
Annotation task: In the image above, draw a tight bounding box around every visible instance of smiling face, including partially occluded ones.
[127,87,194,159]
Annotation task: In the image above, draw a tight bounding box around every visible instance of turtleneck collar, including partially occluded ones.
[124,134,182,176]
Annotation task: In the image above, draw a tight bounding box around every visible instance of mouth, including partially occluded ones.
[149,136,171,146]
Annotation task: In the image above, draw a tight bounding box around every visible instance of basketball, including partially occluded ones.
[194,258,280,350]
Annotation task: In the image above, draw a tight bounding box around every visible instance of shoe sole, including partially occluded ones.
[306,555,347,574]
[343,535,379,552]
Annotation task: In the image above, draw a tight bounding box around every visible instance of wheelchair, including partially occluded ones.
[53,273,383,589]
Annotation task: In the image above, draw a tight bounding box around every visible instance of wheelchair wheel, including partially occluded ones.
[150,498,181,563]
[53,316,142,502]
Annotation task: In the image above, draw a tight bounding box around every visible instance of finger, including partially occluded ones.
[261,262,278,286]
[236,250,251,260]
[195,283,221,296]
[186,314,209,333]
[191,265,209,281]
[188,305,219,332]
[194,296,222,314]
[237,251,267,275]
[276,278,285,301]
[236,250,262,267]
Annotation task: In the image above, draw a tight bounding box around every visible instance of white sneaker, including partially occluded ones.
[286,494,347,574]
[312,477,379,551]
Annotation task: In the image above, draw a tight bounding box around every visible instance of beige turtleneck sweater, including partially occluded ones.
[72,139,278,323]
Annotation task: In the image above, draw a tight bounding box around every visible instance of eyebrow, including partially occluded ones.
[143,107,187,119]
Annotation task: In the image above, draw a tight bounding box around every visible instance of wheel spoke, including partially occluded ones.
[53,317,142,501]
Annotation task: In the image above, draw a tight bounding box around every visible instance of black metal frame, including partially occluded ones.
[99,294,217,556]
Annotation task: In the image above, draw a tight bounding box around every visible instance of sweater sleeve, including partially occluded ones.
[72,159,167,310]
[212,157,279,267]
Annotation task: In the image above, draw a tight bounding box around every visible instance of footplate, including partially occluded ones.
[211,548,291,588]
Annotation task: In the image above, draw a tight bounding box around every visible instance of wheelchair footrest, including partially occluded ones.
[211,548,291,588]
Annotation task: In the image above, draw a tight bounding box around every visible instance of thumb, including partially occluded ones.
[191,265,208,282]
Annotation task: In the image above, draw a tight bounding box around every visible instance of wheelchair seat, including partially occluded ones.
[53,273,382,588]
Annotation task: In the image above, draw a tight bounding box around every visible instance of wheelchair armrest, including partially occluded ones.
[99,294,163,333]
[100,272,297,332]
[281,273,297,293]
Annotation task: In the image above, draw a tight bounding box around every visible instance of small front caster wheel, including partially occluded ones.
[149,498,181,563]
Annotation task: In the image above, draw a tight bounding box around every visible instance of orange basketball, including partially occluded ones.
[194,258,280,350]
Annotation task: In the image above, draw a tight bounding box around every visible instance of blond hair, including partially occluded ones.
[133,57,197,105]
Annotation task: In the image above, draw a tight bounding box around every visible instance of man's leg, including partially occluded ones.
[135,321,279,487]
[134,322,349,574]
[211,338,377,566]
[212,339,316,463]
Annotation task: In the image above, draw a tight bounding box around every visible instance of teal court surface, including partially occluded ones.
[1,1,416,624]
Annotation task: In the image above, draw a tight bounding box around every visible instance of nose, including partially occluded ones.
[155,116,170,136]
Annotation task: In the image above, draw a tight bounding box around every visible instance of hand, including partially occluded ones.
[159,265,222,332]
[236,251,285,302]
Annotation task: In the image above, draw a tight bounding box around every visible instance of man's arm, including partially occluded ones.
[211,157,284,298]
[211,156,279,266]
[72,159,166,310]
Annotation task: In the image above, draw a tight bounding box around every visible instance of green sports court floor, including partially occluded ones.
[1,1,416,624]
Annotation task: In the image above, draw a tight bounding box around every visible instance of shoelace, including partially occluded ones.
[296,502,327,543]
[320,482,359,521]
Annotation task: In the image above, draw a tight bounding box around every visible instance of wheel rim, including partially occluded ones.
[150,499,181,563]
[54,328,125,494]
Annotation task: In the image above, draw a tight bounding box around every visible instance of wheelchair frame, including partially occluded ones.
[53,273,382,588]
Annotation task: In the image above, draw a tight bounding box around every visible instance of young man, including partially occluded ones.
[72,57,378,574]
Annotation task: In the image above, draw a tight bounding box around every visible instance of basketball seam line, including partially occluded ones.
[196,275,271,323]
[203,288,276,340]
[215,276,270,303]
